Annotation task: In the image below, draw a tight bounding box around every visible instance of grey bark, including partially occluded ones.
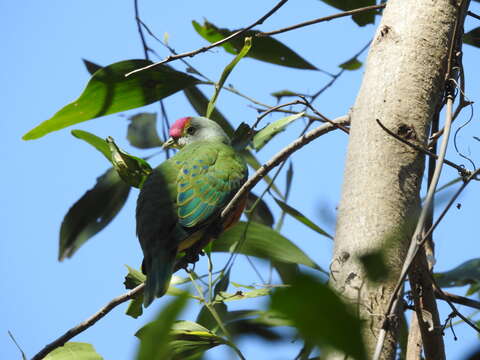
[329,0,462,358]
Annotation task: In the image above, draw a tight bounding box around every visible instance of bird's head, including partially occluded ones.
[163,116,230,149]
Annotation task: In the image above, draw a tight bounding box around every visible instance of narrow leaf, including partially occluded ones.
[435,258,480,288]
[127,113,163,149]
[71,130,112,162]
[464,27,480,48]
[245,192,275,228]
[214,288,272,303]
[23,60,199,140]
[45,342,103,360]
[59,168,130,260]
[212,221,324,271]
[136,293,189,360]
[206,37,252,118]
[231,122,255,151]
[193,20,317,70]
[273,198,333,239]
[183,86,234,137]
[253,112,305,150]
[339,57,363,71]
[271,90,305,102]
[107,137,152,188]
[270,274,366,360]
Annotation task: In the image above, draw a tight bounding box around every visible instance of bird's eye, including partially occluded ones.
[187,126,196,135]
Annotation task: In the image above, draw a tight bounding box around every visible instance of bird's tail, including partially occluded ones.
[143,251,175,307]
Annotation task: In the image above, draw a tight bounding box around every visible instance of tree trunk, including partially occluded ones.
[329,0,464,358]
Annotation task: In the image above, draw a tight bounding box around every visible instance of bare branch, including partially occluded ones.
[435,290,480,310]
[125,0,289,76]
[468,10,480,21]
[376,119,470,177]
[31,285,145,360]
[258,4,385,37]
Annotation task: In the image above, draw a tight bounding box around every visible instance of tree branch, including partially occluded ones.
[31,285,145,360]
[258,4,385,37]
[125,0,289,76]
[376,119,470,177]
[435,290,480,310]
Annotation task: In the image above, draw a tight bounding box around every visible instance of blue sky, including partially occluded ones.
[3,1,480,359]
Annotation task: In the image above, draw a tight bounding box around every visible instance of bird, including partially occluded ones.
[136,116,248,307]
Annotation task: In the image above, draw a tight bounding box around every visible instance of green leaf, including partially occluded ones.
[127,113,163,149]
[271,90,305,102]
[206,36,252,118]
[169,321,228,360]
[231,122,255,151]
[253,112,305,150]
[464,27,480,48]
[107,137,152,188]
[71,130,112,162]
[23,60,199,140]
[123,266,145,318]
[227,319,283,341]
[273,261,300,284]
[45,342,103,360]
[82,59,102,75]
[59,168,131,260]
[240,149,283,197]
[435,258,480,289]
[245,192,275,228]
[214,269,231,296]
[319,0,377,26]
[212,221,324,271]
[196,302,228,332]
[273,198,333,239]
[136,293,189,360]
[270,274,366,360]
[359,250,389,282]
[183,86,235,137]
[124,265,146,289]
[339,57,363,71]
[214,287,273,303]
[193,20,317,70]
[123,267,192,319]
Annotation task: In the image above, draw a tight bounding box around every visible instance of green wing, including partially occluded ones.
[174,142,247,228]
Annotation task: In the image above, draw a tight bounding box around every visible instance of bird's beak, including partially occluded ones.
[162,137,178,149]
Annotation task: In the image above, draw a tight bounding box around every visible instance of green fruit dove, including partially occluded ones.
[136,116,248,307]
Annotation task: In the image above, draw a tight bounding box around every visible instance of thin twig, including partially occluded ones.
[133,0,150,60]
[431,275,480,332]
[435,290,480,310]
[125,0,289,76]
[252,99,305,129]
[258,3,385,37]
[300,97,350,134]
[376,119,470,177]
[31,284,145,360]
[468,10,480,21]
